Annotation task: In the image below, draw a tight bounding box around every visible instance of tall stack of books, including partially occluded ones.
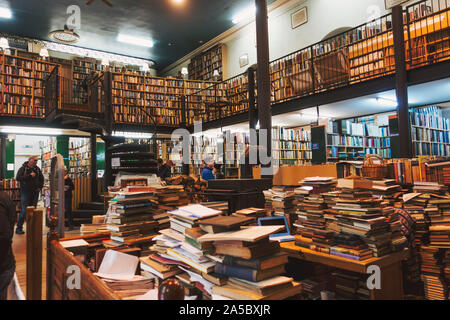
[369,179,403,206]
[332,271,371,300]
[444,250,450,299]
[383,207,408,252]
[332,183,392,258]
[420,246,447,300]
[427,198,450,247]
[263,187,296,216]
[403,193,431,248]
[105,190,159,248]
[197,226,301,300]
[151,186,190,230]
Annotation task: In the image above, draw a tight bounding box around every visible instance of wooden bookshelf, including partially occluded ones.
[0,52,57,118]
[405,5,450,68]
[188,44,227,81]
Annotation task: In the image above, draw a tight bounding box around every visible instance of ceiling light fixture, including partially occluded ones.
[101,59,109,66]
[141,63,150,72]
[375,97,398,107]
[172,0,184,5]
[112,131,153,139]
[181,67,188,75]
[232,5,256,24]
[0,126,63,136]
[117,34,154,48]
[48,25,80,44]
[0,7,12,19]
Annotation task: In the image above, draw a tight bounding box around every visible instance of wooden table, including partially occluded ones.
[281,241,408,300]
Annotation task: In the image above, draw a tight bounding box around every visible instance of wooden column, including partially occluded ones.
[90,132,97,201]
[255,0,272,178]
[26,207,43,300]
[248,66,257,131]
[392,5,412,158]
[181,95,190,176]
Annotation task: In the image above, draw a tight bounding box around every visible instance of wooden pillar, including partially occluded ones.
[26,207,43,300]
[0,134,6,179]
[255,0,272,177]
[248,66,257,131]
[392,5,412,158]
[103,71,114,189]
[90,132,97,201]
[181,95,190,176]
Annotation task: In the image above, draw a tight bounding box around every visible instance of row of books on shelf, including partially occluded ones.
[273,141,311,151]
[0,179,19,189]
[275,150,312,161]
[273,127,311,141]
[413,142,450,157]
[410,107,450,130]
[412,127,450,143]
[327,134,364,147]
[0,105,43,116]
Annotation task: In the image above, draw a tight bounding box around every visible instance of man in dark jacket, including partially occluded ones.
[0,191,17,300]
[157,159,173,180]
[15,156,44,234]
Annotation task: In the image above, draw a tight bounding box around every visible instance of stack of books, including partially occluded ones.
[444,250,450,299]
[263,187,296,217]
[332,271,370,300]
[369,179,403,206]
[151,185,190,230]
[105,190,159,247]
[299,177,337,194]
[427,198,450,247]
[383,207,408,252]
[300,279,327,299]
[232,207,267,224]
[403,193,431,247]
[197,226,301,300]
[420,246,447,300]
[332,184,392,258]
[413,181,448,194]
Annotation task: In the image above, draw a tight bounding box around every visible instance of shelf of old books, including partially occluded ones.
[0,52,57,118]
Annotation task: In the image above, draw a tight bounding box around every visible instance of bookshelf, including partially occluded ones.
[191,135,219,176]
[69,138,91,178]
[325,117,391,162]
[72,58,105,105]
[224,131,248,179]
[0,52,57,118]
[40,137,57,187]
[406,3,450,68]
[410,107,450,157]
[188,45,226,81]
[272,126,312,166]
[0,178,20,211]
[112,71,219,127]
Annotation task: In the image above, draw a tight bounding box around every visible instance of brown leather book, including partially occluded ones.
[213,241,280,260]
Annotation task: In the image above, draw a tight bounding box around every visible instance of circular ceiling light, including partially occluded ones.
[48,25,80,44]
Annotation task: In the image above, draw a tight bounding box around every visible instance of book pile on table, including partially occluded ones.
[444,250,450,299]
[232,207,267,224]
[197,226,301,300]
[383,207,408,252]
[299,278,327,299]
[332,271,371,300]
[403,193,430,248]
[413,181,448,195]
[420,246,447,300]
[263,187,296,217]
[294,192,335,254]
[331,183,392,258]
[369,179,403,206]
[150,185,190,230]
[142,204,223,298]
[105,189,159,249]
[103,277,155,300]
[427,197,450,248]
[299,177,337,194]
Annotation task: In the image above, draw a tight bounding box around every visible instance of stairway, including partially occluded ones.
[72,201,104,226]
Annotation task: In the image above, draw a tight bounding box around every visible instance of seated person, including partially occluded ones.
[157,159,173,180]
[201,158,215,181]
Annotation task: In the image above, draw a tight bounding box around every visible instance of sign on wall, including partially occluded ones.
[385,0,409,9]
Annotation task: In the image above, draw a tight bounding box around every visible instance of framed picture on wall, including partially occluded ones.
[291,7,308,29]
[239,54,249,68]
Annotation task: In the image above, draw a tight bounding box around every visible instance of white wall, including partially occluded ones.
[164,0,418,79]
[14,135,47,176]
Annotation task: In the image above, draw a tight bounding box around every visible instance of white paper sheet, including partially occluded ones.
[94,250,139,281]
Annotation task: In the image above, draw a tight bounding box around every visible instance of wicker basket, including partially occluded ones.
[361,154,386,180]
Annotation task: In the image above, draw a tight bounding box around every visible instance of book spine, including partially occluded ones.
[222,255,259,270]
[214,262,257,282]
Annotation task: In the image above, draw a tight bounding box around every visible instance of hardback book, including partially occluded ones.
[139,256,182,279]
[227,276,294,296]
[198,215,254,233]
[211,281,302,300]
[221,252,288,271]
[197,226,284,243]
[214,262,286,282]
[213,241,280,260]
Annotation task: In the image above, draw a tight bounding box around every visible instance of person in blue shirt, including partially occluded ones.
[201,158,215,181]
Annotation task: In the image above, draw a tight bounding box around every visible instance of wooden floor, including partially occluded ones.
[11,221,81,300]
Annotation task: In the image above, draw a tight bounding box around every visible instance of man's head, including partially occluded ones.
[205,156,215,168]
[27,156,38,168]
[157,159,164,168]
